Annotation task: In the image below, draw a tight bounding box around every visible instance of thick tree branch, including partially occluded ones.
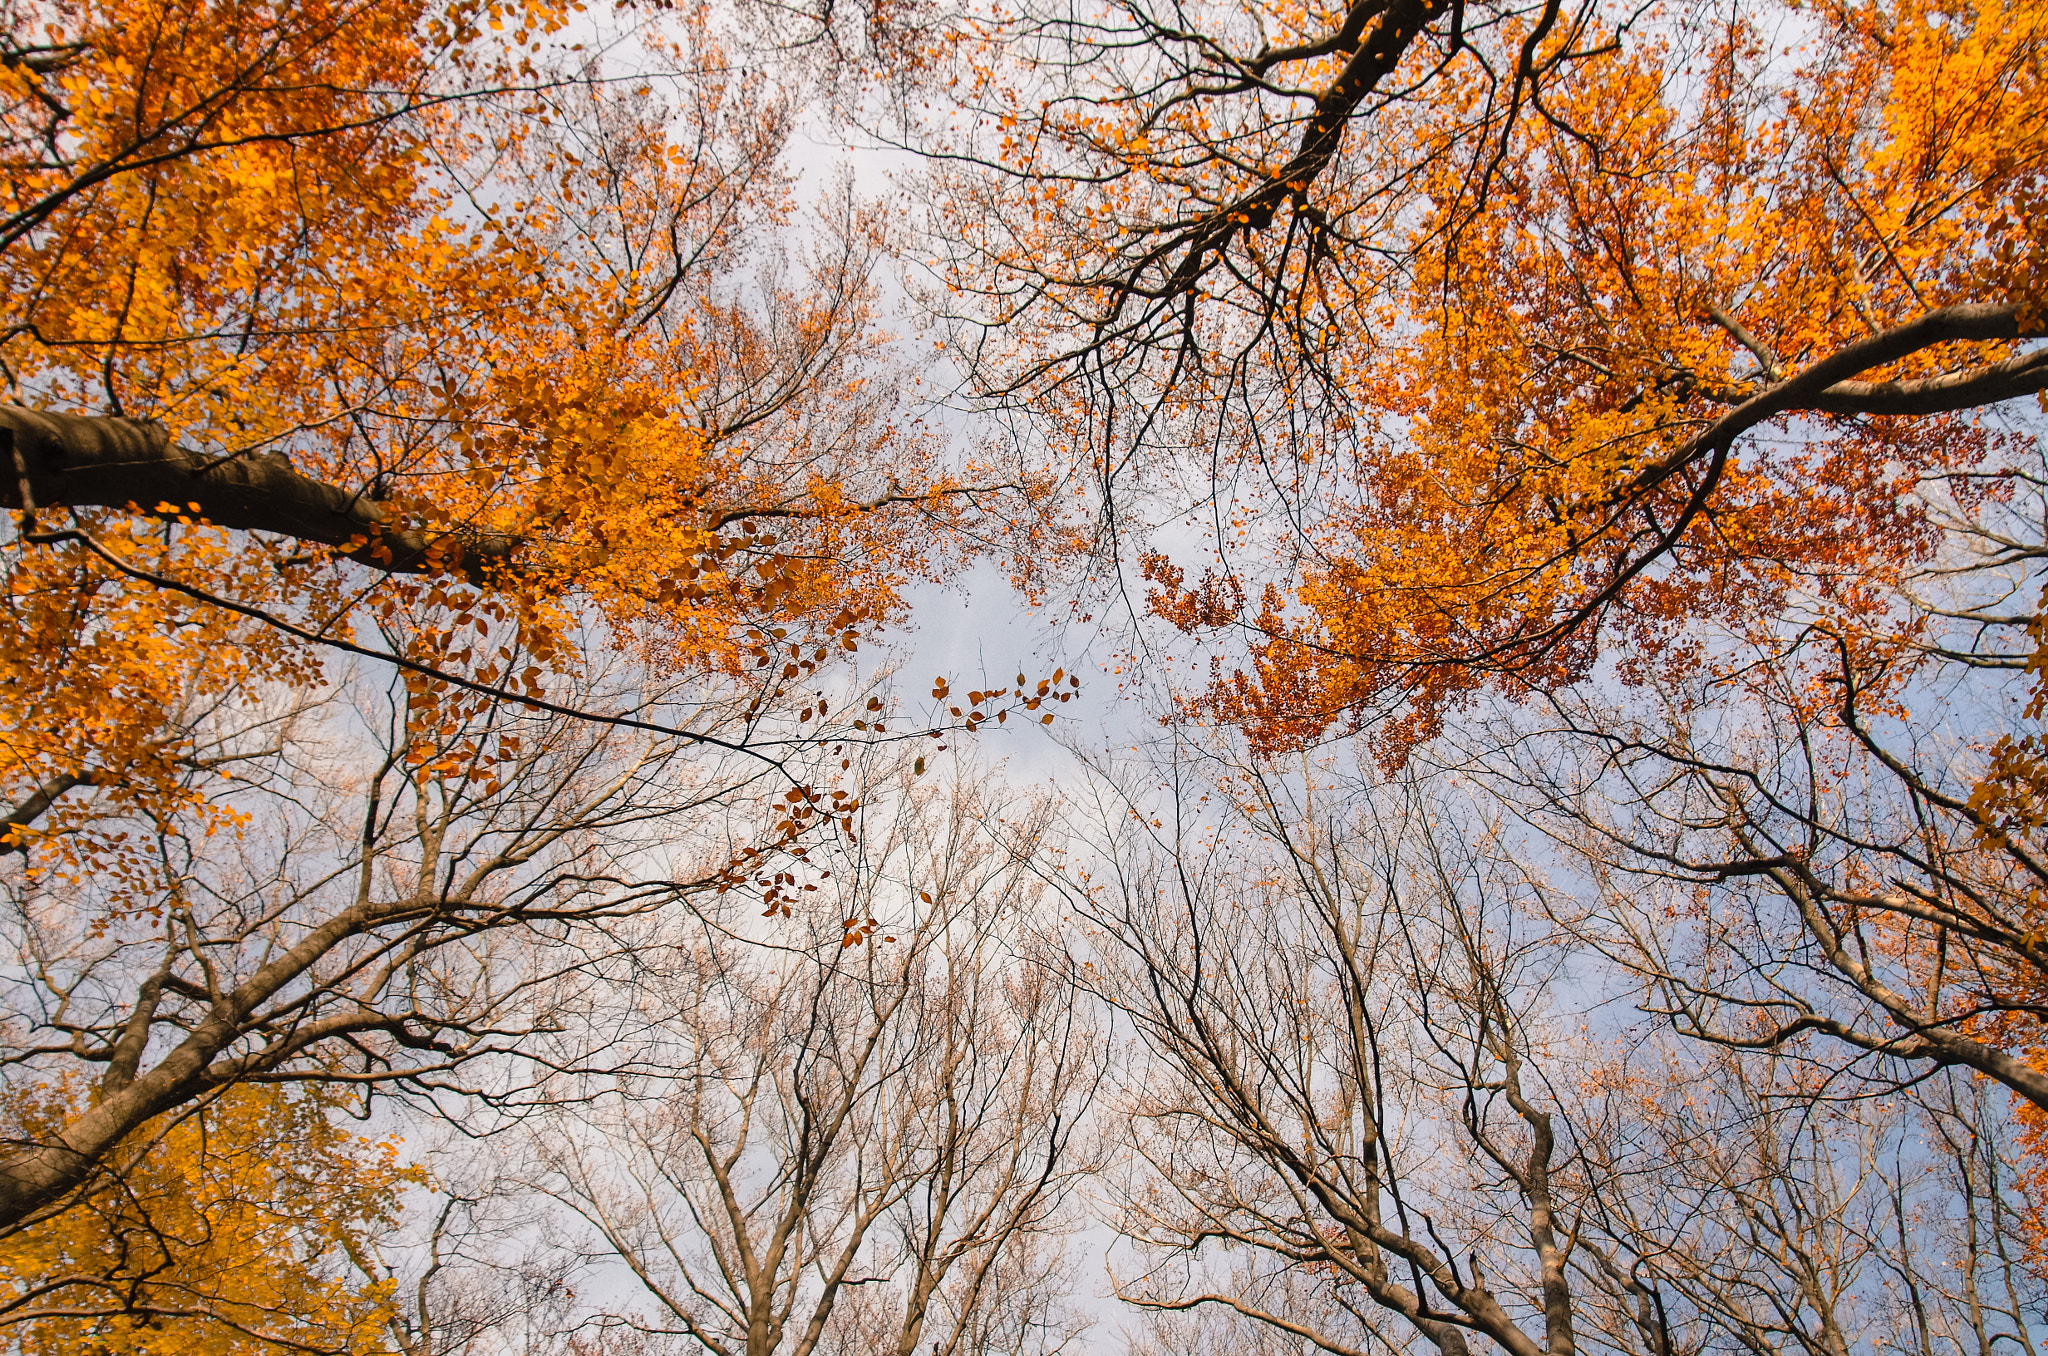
[1522,303,2048,668]
[0,406,521,576]
[1805,341,2048,417]
[0,888,432,1230]
[0,771,99,853]
[1131,0,1441,308]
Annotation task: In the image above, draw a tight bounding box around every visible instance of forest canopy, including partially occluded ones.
[0,0,2043,1351]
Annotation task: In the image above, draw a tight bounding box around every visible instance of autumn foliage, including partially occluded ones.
[0,1082,417,1352]
[0,0,1036,896]
[912,0,2047,753]
[5,0,2048,1347]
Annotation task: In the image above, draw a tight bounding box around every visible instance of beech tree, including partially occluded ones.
[0,634,854,1237]
[1064,766,1592,1356]
[0,0,995,877]
[0,0,1077,1246]
[1058,751,2047,1356]
[534,772,1099,1356]
[883,0,2048,758]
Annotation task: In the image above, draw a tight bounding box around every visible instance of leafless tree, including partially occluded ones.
[528,769,1100,1356]
[1053,755,1596,1356]
[1050,744,2048,1356]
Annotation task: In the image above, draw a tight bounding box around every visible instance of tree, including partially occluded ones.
[1064,763,1592,1356]
[0,0,1063,1234]
[1054,747,2048,1356]
[0,0,1054,899]
[531,768,1100,1356]
[886,0,2048,757]
[1576,1041,2045,1356]
[0,0,972,870]
[378,1173,581,1356]
[0,630,879,1240]
[0,1080,421,1354]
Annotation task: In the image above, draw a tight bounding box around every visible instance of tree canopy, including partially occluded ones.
[4,0,2048,1351]
[903,0,2047,749]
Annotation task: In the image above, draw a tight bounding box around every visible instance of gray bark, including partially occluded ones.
[0,889,420,1232]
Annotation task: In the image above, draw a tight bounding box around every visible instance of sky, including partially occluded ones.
[773,116,1159,795]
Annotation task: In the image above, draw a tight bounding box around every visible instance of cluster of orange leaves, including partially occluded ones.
[0,1080,421,1353]
[925,0,2046,756]
[1156,0,2046,757]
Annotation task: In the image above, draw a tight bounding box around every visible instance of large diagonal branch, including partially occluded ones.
[1514,304,2048,666]
[1134,0,1442,307]
[1803,338,2048,416]
[0,406,520,575]
[1,407,1021,578]
[1638,302,2048,494]
[0,852,736,1232]
[0,888,438,1232]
